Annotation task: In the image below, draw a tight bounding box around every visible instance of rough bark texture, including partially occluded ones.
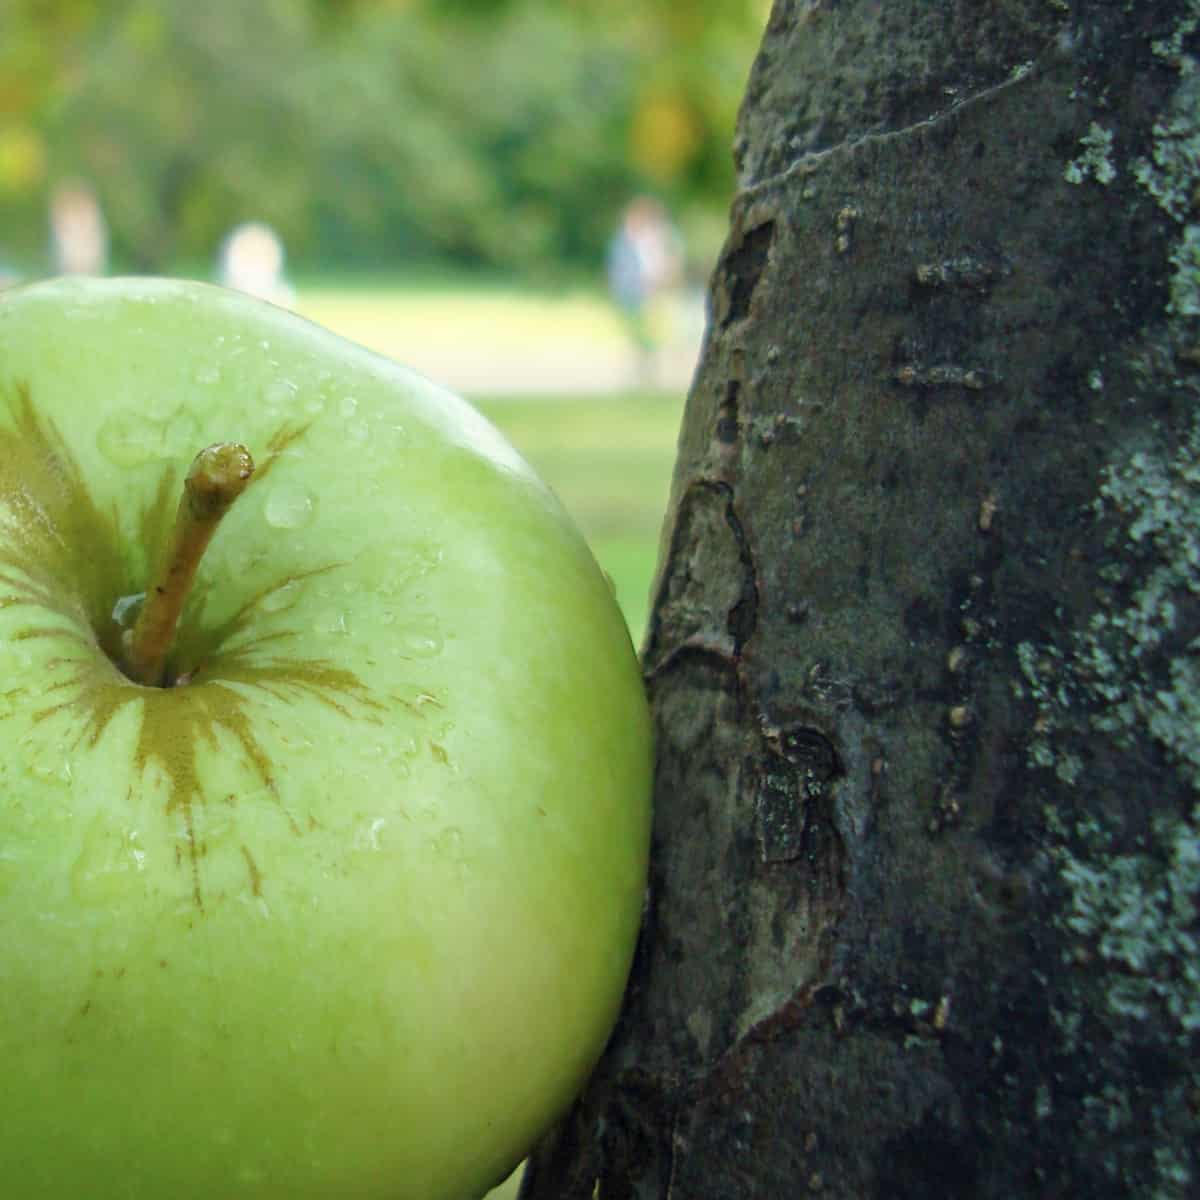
[521,3,1200,1197]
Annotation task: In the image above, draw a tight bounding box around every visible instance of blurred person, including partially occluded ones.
[49,181,108,276]
[217,221,295,308]
[606,195,683,384]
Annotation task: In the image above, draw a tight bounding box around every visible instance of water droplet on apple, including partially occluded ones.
[111,591,145,629]
[397,615,443,658]
[364,817,388,851]
[345,419,370,444]
[388,736,418,778]
[432,825,465,868]
[265,378,298,408]
[312,371,337,408]
[388,543,443,592]
[71,817,147,904]
[314,609,349,635]
[259,579,301,613]
[32,756,74,787]
[264,481,316,530]
[436,825,463,854]
[339,395,359,417]
[195,365,220,385]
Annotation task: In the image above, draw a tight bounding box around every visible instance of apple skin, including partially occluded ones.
[0,277,652,1199]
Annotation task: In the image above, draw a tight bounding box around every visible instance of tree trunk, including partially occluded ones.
[521,3,1200,1196]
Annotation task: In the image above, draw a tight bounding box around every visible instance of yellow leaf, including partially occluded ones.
[0,126,46,194]
[630,92,701,183]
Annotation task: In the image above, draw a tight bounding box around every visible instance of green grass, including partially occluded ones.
[475,392,682,642]
[297,275,701,399]
[299,283,632,384]
[487,1164,525,1199]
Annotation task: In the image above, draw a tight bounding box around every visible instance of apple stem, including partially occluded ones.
[125,442,255,686]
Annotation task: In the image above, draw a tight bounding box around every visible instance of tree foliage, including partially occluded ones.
[0,0,766,273]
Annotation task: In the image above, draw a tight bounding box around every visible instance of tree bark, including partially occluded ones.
[522,3,1200,1196]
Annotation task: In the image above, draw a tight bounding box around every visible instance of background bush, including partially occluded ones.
[0,0,765,278]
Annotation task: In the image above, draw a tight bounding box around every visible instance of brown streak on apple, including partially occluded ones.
[241,845,263,897]
[0,382,380,910]
[234,421,312,497]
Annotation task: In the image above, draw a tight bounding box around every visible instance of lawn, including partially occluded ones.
[299,276,702,398]
[300,279,629,350]
[475,391,683,644]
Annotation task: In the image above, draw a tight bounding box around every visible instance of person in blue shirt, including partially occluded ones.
[606,196,683,383]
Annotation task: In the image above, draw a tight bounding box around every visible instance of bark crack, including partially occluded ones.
[738,60,1041,200]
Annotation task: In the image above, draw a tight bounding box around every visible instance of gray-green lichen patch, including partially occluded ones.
[1015,410,1200,782]
[1151,2,1200,67]
[1048,796,1200,1198]
[1087,418,1200,780]
[1135,33,1200,320]
[1017,15,1200,1186]
[1134,105,1200,223]
[1064,122,1118,186]
[1011,409,1200,1196]
[1168,223,1200,317]
[1058,808,1200,1036]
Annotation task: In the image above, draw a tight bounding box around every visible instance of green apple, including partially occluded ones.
[0,276,652,1199]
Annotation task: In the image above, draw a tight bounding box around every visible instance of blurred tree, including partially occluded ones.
[0,0,765,275]
[63,2,317,269]
[306,5,637,270]
[0,0,317,270]
[0,1,101,258]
